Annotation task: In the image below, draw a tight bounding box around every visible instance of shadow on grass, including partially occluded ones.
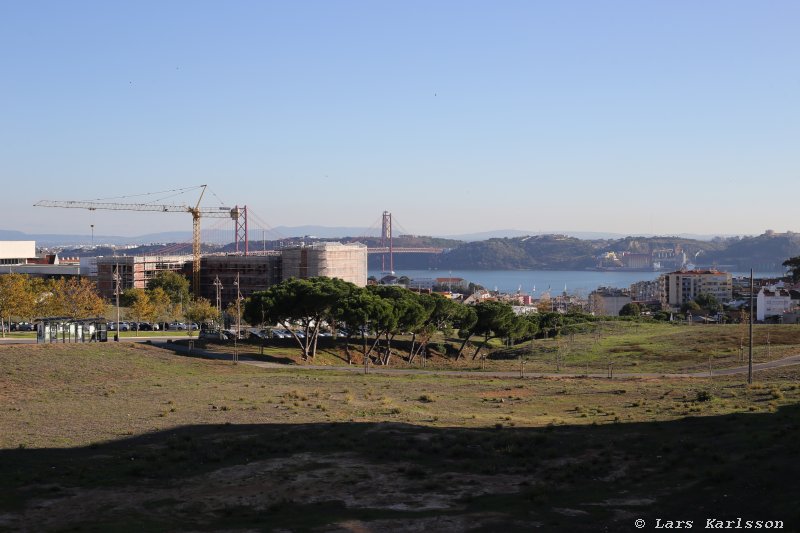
[2,405,799,532]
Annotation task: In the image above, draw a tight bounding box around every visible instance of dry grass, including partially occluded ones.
[196,322,800,375]
[2,342,800,531]
[3,342,800,450]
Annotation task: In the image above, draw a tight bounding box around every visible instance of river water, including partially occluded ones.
[368,269,785,296]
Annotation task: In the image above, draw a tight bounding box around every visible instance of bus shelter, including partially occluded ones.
[37,317,109,344]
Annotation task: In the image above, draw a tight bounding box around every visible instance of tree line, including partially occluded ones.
[0,274,105,336]
[0,271,220,336]
[243,277,615,363]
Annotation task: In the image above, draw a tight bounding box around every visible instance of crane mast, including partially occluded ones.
[34,185,246,295]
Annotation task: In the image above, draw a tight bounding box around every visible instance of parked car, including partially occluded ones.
[248,329,268,340]
[168,322,187,331]
[270,329,290,339]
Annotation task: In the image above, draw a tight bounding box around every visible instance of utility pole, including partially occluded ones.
[114,262,121,341]
[213,276,223,340]
[748,269,754,384]
[233,272,241,364]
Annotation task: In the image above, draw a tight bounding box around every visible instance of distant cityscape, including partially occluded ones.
[1,234,797,324]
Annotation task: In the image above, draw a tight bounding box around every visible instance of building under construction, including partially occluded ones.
[281,242,368,288]
[93,242,368,306]
[198,254,282,307]
[95,255,192,299]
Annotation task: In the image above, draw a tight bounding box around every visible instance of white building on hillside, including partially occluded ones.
[757,285,794,321]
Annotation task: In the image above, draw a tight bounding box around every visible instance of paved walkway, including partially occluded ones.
[151,341,800,380]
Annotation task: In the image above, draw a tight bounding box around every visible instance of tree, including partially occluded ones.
[521,312,541,339]
[226,298,245,333]
[147,271,191,305]
[783,256,800,283]
[126,288,155,334]
[681,300,701,314]
[47,278,106,319]
[454,306,478,358]
[0,274,37,337]
[456,301,529,360]
[539,312,564,339]
[245,277,354,359]
[148,286,173,326]
[331,285,388,363]
[184,298,218,334]
[694,293,721,313]
[619,302,641,317]
[119,288,140,308]
[407,294,465,362]
[366,285,427,365]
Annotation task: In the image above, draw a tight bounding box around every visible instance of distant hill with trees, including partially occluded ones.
[55,231,800,273]
[389,232,799,272]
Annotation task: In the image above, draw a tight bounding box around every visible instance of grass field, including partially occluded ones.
[196,322,800,375]
[1,339,800,531]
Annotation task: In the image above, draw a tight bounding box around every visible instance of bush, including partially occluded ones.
[695,390,713,403]
[428,342,447,354]
[619,303,641,317]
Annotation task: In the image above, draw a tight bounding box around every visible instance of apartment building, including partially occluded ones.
[661,270,733,310]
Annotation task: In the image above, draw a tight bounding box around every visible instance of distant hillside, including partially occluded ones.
[434,235,601,270]
[392,232,796,271]
[703,232,800,271]
[40,231,800,274]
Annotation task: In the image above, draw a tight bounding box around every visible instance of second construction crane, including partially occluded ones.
[34,185,248,294]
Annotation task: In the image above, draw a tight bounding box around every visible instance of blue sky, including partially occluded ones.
[1,1,798,238]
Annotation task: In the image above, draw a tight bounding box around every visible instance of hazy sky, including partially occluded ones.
[1,1,798,238]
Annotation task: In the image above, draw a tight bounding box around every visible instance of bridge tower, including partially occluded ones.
[381,210,394,274]
[233,205,248,255]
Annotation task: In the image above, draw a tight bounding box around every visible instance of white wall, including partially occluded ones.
[0,241,35,261]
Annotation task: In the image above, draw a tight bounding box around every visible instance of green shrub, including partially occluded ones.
[696,390,713,402]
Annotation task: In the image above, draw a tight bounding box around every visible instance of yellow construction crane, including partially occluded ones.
[34,185,243,295]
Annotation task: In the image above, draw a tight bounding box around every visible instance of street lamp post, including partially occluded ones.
[213,276,223,340]
[233,272,241,364]
[114,262,121,341]
[90,224,94,247]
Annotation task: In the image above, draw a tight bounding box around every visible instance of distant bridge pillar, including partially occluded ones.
[381,211,393,274]
[233,206,248,256]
